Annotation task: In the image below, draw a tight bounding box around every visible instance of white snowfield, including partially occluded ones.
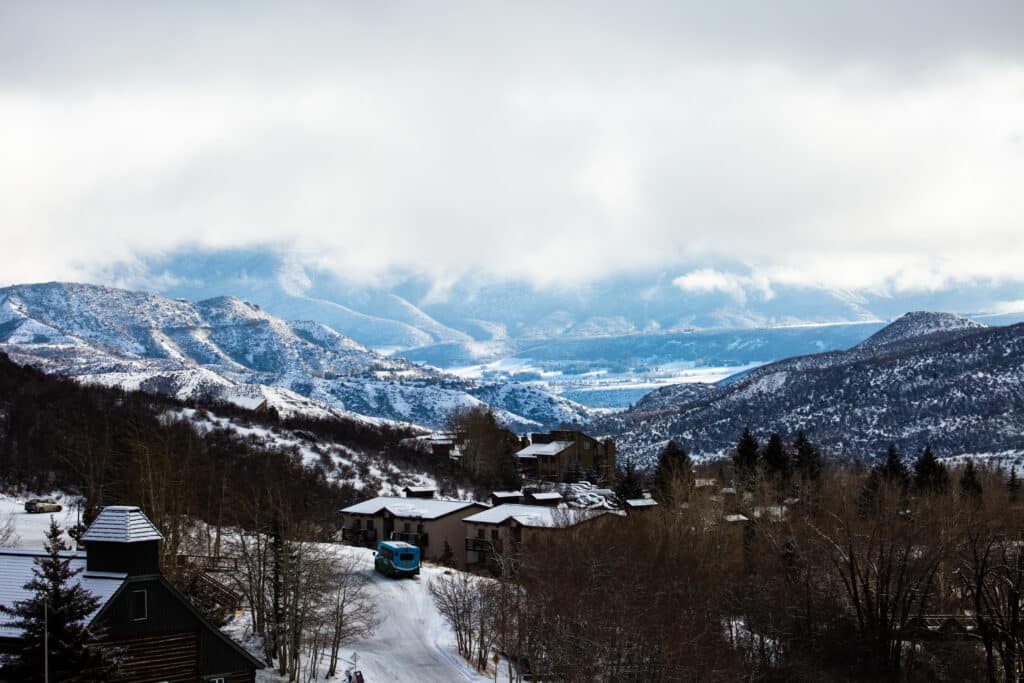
[0,494,79,547]
[252,546,493,683]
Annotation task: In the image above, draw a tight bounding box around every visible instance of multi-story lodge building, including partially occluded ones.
[340,494,488,569]
[515,429,617,484]
[461,503,608,568]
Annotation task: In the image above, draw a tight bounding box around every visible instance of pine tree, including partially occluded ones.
[0,519,120,682]
[793,431,822,482]
[857,468,882,517]
[761,432,790,481]
[1009,467,1021,503]
[653,440,692,505]
[879,444,909,489]
[912,446,948,494]
[732,428,760,484]
[614,459,644,504]
[959,460,983,501]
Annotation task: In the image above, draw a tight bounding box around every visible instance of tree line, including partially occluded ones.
[437,430,1024,681]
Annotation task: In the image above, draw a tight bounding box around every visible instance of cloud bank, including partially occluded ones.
[1,2,1023,297]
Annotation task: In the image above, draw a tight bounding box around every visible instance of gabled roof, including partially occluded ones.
[528,492,562,501]
[341,497,481,520]
[0,549,125,639]
[516,441,573,458]
[94,575,265,670]
[463,504,604,528]
[80,506,164,544]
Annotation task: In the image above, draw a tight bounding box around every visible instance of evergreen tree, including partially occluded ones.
[1009,467,1021,503]
[653,440,692,504]
[912,446,948,494]
[793,431,822,482]
[857,468,882,517]
[614,459,644,504]
[959,460,983,501]
[761,432,790,481]
[878,444,909,489]
[0,519,120,682]
[732,428,760,484]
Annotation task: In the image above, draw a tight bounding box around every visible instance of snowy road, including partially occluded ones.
[249,546,493,683]
[323,547,491,683]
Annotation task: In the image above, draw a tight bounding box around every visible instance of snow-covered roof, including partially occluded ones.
[0,549,125,638]
[341,497,479,520]
[80,506,164,544]
[379,540,418,550]
[528,492,562,501]
[625,498,658,508]
[724,514,749,523]
[403,486,436,494]
[491,490,523,498]
[515,441,573,458]
[463,504,604,528]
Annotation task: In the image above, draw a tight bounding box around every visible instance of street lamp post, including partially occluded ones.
[43,594,49,683]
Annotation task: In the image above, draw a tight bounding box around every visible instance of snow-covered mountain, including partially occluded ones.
[594,312,1024,466]
[0,282,593,430]
[854,310,985,350]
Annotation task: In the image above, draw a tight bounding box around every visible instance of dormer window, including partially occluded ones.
[131,589,148,621]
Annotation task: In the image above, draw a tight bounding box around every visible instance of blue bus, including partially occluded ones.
[374,540,421,578]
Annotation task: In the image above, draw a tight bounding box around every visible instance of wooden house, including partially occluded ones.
[0,505,263,683]
[515,429,617,484]
[340,496,489,569]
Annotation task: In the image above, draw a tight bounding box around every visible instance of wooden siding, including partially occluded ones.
[103,632,198,682]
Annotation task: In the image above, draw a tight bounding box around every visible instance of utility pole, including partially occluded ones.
[43,594,49,683]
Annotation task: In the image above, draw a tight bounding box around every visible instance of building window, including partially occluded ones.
[403,522,411,532]
[206,678,226,683]
[131,589,148,621]
[417,523,425,534]
[491,529,499,542]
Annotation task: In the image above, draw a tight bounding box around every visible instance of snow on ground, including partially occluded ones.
[228,545,493,683]
[0,493,80,548]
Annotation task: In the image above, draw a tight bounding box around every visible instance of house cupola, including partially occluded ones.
[80,505,164,576]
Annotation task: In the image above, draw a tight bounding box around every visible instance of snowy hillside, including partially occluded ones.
[595,313,1024,466]
[855,311,985,350]
[0,283,594,430]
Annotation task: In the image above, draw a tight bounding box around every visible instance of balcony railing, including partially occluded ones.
[390,531,429,548]
[341,528,378,545]
[465,537,492,553]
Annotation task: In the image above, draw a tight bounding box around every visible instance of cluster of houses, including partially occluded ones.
[340,483,656,571]
[416,428,619,485]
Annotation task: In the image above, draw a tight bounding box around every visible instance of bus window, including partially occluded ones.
[399,553,414,562]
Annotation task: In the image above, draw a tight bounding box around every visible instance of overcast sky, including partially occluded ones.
[2,2,1023,300]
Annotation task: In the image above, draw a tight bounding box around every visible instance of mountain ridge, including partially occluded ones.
[0,282,594,430]
[594,312,1024,466]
